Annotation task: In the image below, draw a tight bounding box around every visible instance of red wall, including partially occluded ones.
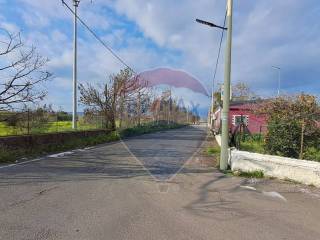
[213,104,267,134]
[228,108,267,134]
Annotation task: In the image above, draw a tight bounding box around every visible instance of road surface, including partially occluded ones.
[0,125,320,240]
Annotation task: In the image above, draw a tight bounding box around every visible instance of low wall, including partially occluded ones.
[231,150,320,187]
[0,129,112,150]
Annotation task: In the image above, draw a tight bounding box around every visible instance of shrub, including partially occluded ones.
[256,94,320,159]
[304,147,320,162]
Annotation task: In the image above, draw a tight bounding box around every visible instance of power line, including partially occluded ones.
[212,10,227,93]
[61,0,136,74]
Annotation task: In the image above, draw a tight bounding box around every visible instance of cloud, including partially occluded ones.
[1,0,320,113]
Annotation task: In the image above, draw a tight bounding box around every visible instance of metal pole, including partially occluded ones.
[210,90,214,128]
[272,66,281,97]
[278,68,281,96]
[72,0,79,129]
[187,106,189,123]
[220,0,233,171]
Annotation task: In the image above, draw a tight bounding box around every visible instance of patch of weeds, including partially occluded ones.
[237,170,265,178]
[0,131,120,163]
[207,146,220,156]
[0,148,20,163]
[240,141,265,154]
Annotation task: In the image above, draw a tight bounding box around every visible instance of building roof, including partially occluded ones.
[230,99,265,106]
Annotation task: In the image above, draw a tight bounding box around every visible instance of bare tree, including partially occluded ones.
[232,82,257,101]
[0,29,52,110]
[79,68,147,130]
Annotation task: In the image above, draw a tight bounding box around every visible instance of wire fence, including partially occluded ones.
[0,106,193,137]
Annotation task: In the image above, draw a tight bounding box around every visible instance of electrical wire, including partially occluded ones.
[212,10,227,93]
[61,0,137,74]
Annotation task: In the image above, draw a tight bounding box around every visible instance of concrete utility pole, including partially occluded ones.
[72,0,80,129]
[272,66,281,97]
[220,0,233,171]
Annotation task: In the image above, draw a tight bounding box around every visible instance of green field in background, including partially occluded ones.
[0,121,103,137]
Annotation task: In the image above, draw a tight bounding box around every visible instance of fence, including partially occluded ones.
[0,108,192,137]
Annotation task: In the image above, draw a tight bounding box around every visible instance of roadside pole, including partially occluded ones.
[220,0,233,170]
[72,0,80,129]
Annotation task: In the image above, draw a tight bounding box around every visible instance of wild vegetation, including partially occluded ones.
[236,94,320,161]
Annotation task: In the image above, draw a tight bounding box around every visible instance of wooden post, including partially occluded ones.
[27,109,30,135]
[299,120,305,159]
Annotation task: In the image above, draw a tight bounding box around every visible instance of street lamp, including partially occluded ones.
[196,0,233,171]
[196,19,227,30]
[272,66,281,97]
[195,19,227,130]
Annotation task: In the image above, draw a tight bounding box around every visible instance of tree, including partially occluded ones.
[232,82,257,101]
[212,82,257,111]
[256,94,320,159]
[79,68,146,130]
[0,29,52,110]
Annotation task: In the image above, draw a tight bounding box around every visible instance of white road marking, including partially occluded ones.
[240,186,257,191]
[0,149,84,170]
[0,158,43,169]
[48,151,74,158]
[262,191,287,202]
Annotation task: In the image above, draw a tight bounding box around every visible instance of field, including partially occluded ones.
[0,121,102,137]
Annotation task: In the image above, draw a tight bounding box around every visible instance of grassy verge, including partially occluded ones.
[207,145,221,156]
[239,140,265,154]
[0,122,186,164]
[221,169,265,179]
[0,121,105,137]
[234,170,265,178]
[119,122,185,138]
[0,131,120,163]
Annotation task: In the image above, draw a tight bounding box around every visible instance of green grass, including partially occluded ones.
[239,140,265,154]
[207,146,220,156]
[119,122,185,138]
[239,137,320,162]
[0,131,120,163]
[304,147,320,162]
[236,170,265,178]
[0,121,102,136]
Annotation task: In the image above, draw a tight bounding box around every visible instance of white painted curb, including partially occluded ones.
[215,134,221,147]
[231,150,320,187]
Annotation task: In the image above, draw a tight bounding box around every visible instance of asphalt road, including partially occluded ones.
[0,125,320,240]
